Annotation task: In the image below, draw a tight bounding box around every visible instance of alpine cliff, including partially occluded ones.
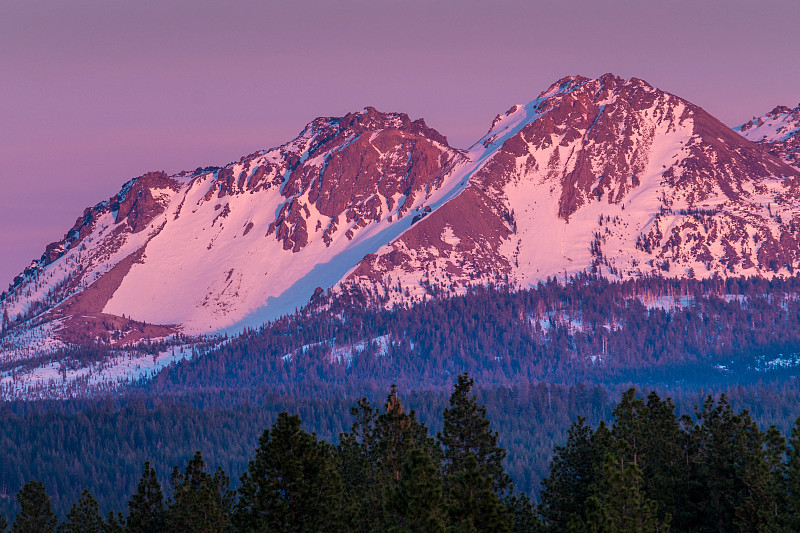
[2,74,799,360]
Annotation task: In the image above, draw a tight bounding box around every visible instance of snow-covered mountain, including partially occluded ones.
[2,74,800,363]
[736,103,800,168]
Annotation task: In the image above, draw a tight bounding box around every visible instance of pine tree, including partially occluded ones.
[438,374,511,497]
[763,425,787,530]
[539,418,609,530]
[612,390,687,529]
[642,392,691,530]
[692,395,775,532]
[235,412,343,533]
[567,496,613,533]
[505,493,542,533]
[166,451,232,533]
[378,385,438,484]
[387,448,447,533]
[338,398,384,533]
[610,389,648,469]
[126,461,165,533]
[446,455,511,533]
[11,481,57,533]
[338,387,435,533]
[786,416,800,530]
[596,454,670,533]
[58,489,103,533]
[101,513,125,533]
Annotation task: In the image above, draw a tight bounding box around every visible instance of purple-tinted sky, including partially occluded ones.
[2,0,799,287]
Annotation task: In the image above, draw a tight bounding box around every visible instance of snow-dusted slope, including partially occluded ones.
[736,104,800,169]
[347,75,800,301]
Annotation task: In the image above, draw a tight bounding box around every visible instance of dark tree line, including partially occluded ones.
[3,379,800,520]
[1,375,520,532]
[3,379,800,533]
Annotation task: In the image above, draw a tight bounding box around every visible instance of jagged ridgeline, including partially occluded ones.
[1,381,800,532]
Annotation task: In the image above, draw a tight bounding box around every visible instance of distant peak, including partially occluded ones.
[340,106,408,129]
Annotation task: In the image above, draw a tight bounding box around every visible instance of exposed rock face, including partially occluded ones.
[3,76,800,355]
[268,107,456,251]
[114,171,180,233]
[736,104,800,169]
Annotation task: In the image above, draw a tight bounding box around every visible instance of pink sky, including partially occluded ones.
[2,0,799,287]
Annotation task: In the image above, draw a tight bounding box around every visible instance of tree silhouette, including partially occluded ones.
[59,489,103,533]
[126,462,165,533]
[12,481,57,533]
[235,412,342,533]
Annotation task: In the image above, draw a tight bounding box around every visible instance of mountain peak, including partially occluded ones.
[298,106,449,149]
[536,73,643,100]
[538,74,590,98]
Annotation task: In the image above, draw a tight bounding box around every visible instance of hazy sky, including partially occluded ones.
[2,0,799,286]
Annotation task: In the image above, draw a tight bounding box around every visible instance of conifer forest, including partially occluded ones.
[2,376,800,532]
